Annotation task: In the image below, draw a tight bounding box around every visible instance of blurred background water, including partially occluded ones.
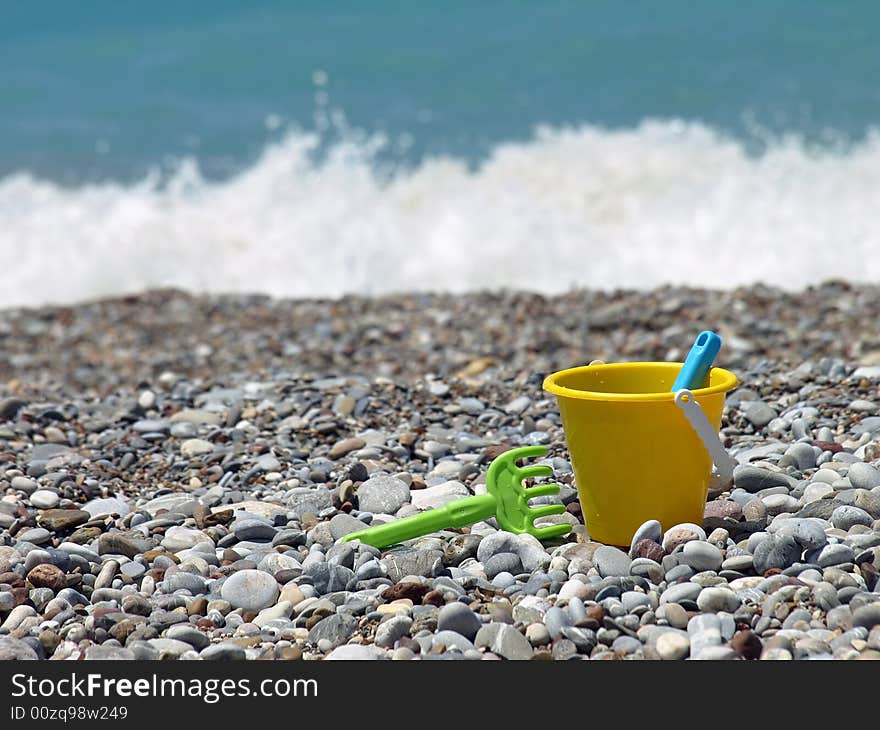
[1,1,879,305]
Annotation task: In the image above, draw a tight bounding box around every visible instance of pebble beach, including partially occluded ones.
[1,282,880,661]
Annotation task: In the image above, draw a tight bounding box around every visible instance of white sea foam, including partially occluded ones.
[2,120,879,307]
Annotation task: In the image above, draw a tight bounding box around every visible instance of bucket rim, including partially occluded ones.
[542,361,739,402]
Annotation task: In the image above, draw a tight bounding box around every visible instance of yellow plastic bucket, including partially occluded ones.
[543,362,738,546]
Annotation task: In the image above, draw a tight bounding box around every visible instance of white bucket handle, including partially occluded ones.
[674,388,736,490]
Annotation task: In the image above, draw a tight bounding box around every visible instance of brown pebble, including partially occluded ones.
[663,527,701,552]
[37,509,90,532]
[38,630,61,655]
[422,589,443,606]
[586,605,605,623]
[730,629,763,660]
[188,597,208,616]
[67,526,103,544]
[145,568,166,583]
[0,571,24,588]
[397,636,421,653]
[192,504,209,529]
[703,499,743,521]
[142,549,179,564]
[205,510,234,527]
[222,549,243,563]
[485,443,513,461]
[382,582,431,603]
[813,440,843,453]
[109,618,143,643]
[277,645,303,661]
[27,563,66,591]
[273,569,299,585]
[12,587,30,606]
[633,539,665,563]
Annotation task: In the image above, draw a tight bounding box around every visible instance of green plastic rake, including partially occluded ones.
[341,445,571,550]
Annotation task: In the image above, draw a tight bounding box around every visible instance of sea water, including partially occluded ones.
[1,1,878,306]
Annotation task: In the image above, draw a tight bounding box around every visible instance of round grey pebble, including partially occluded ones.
[233,519,277,542]
[220,569,279,611]
[752,534,801,573]
[594,545,632,577]
[696,586,741,613]
[375,615,413,648]
[680,541,723,572]
[830,505,873,531]
[660,582,703,605]
[437,602,482,641]
[847,462,880,490]
[484,552,523,579]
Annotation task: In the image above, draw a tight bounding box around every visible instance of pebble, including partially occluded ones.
[831,505,874,531]
[816,543,855,568]
[410,481,469,510]
[660,582,703,605]
[662,524,706,552]
[696,586,741,613]
[593,546,632,577]
[220,569,279,611]
[17,528,51,546]
[181,439,214,458]
[356,475,411,514]
[848,462,880,490]
[852,603,880,629]
[688,613,722,659]
[753,535,801,573]
[327,644,384,660]
[82,497,131,518]
[328,437,366,459]
[0,637,38,660]
[656,631,690,660]
[628,519,662,557]
[734,466,793,493]
[771,518,827,550]
[742,401,777,428]
[474,623,533,660]
[437,602,482,641]
[29,490,60,509]
[375,615,413,648]
[11,476,38,494]
[681,541,723,572]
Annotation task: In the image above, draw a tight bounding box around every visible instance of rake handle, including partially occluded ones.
[340,493,497,550]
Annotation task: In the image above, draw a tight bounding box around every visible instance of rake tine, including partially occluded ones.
[533,523,572,540]
[515,464,553,481]
[522,483,560,499]
[528,503,566,519]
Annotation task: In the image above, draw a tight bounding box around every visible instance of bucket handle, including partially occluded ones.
[674,389,736,489]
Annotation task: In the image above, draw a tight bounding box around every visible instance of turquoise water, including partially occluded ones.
[3,1,877,181]
[1,2,879,305]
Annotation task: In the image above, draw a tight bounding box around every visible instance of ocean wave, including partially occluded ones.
[2,119,879,307]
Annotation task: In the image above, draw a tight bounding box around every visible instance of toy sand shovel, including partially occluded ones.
[340,445,571,550]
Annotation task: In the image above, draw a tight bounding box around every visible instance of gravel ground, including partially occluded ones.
[1,283,880,660]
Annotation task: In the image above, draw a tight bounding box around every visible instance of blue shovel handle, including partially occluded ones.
[672,330,722,391]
